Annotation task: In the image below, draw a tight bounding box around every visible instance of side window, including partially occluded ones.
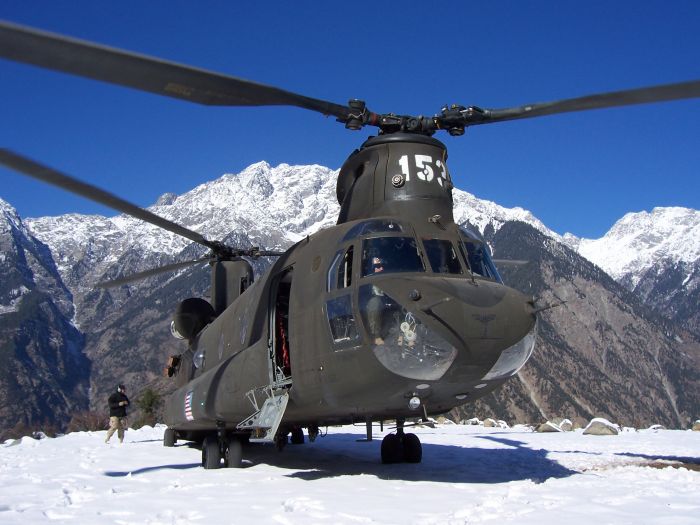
[327,246,354,291]
[327,250,342,292]
[423,239,463,274]
[325,295,359,347]
[338,246,353,288]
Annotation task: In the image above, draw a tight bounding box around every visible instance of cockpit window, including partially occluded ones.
[458,227,502,282]
[342,219,404,242]
[327,246,354,292]
[361,236,424,277]
[325,294,359,347]
[461,240,502,282]
[358,284,457,380]
[464,242,498,280]
[423,239,463,274]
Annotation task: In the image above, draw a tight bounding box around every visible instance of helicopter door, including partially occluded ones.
[270,268,293,387]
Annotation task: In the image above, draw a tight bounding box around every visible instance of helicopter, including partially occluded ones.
[1,20,699,468]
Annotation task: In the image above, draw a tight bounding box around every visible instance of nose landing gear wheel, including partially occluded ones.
[402,432,422,463]
[381,433,404,463]
[202,435,222,469]
[225,438,243,468]
[381,418,422,464]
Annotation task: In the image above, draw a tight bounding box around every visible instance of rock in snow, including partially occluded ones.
[583,418,620,436]
[536,421,562,433]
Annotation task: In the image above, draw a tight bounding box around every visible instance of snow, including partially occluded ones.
[1,423,698,524]
[0,197,26,235]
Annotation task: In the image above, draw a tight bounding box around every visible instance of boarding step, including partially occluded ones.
[237,389,289,443]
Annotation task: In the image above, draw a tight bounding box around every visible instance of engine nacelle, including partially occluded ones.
[171,298,215,341]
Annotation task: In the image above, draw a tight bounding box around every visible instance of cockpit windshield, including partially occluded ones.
[423,239,463,274]
[361,236,424,277]
[459,228,502,282]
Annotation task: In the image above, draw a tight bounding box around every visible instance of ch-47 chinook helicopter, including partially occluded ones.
[2,20,699,468]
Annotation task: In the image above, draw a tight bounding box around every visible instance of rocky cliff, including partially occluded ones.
[0,200,90,434]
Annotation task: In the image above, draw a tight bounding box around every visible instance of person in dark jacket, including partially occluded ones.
[105,384,130,444]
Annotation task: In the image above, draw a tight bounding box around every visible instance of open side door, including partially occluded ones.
[270,267,293,389]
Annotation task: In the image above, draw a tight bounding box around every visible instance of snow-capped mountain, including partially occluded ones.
[0,198,73,316]
[26,162,556,254]
[0,198,90,433]
[564,207,700,286]
[23,161,558,292]
[452,190,556,239]
[25,162,336,266]
[563,207,700,335]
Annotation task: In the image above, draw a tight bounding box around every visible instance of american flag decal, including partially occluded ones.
[184,391,194,421]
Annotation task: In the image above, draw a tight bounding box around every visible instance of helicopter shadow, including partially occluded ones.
[104,462,201,476]
[243,433,576,484]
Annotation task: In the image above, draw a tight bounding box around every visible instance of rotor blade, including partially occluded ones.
[0,148,218,251]
[493,259,529,267]
[0,20,350,119]
[477,80,700,124]
[96,257,211,288]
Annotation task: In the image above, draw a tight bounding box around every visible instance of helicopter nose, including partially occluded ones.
[359,278,536,382]
[427,279,538,381]
[424,278,535,353]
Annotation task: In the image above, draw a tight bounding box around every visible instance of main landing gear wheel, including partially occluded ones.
[290,427,305,445]
[225,438,243,468]
[163,428,176,447]
[202,435,222,469]
[275,432,288,451]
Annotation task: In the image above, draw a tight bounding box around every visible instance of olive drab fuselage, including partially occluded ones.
[164,133,537,433]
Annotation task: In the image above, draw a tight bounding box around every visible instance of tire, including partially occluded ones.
[225,438,243,468]
[290,427,305,445]
[275,433,288,451]
[202,435,221,469]
[381,433,403,464]
[163,428,176,447]
[402,433,422,463]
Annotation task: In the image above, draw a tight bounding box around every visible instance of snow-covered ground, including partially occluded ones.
[1,423,698,524]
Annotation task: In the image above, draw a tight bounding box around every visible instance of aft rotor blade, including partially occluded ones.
[0,20,350,119]
[477,80,700,124]
[493,259,529,267]
[96,257,210,288]
[0,148,217,251]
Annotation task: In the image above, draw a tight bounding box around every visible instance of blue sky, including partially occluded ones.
[1,1,699,238]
